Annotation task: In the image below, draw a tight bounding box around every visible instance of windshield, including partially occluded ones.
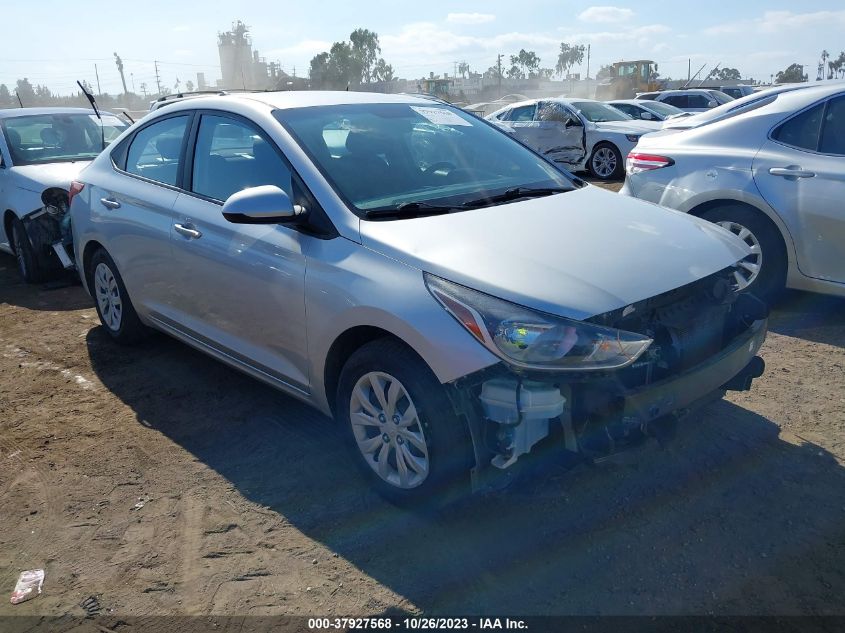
[569,101,632,123]
[1,112,127,166]
[641,100,684,116]
[275,103,576,216]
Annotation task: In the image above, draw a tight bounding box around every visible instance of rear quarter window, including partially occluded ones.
[772,102,824,152]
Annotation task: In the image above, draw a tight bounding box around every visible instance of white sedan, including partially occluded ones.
[487,98,660,180]
[0,107,127,282]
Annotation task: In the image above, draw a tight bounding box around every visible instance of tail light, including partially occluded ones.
[67,181,85,207]
[626,153,674,175]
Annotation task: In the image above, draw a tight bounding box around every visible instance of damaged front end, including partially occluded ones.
[20,187,76,274]
[437,267,768,491]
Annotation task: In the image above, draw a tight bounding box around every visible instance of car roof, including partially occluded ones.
[0,106,116,119]
[153,90,444,114]
[608,99,646,105]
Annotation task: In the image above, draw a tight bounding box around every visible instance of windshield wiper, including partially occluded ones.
[364,201,458,220]
[461,186,570,209]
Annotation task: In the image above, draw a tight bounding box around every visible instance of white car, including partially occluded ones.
[636,89,734,113]
[0,107,128,282]
[607,99,689,122]
[622,83,845,302]
[487,98,660,180]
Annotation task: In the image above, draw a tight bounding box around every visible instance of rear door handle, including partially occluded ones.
[174,223,202,240]
[100,197,121,209]
[769,167,815,179]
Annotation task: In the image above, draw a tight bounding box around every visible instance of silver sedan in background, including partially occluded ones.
[622,83,845,302]
[607,99,688,122]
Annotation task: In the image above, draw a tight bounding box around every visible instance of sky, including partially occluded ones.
[1,1,844,96]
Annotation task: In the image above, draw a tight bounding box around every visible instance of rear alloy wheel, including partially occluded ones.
[337,338,472,506]
[10,216,44,284]
[700,205,787,304]
[88,249,148,344]
[588,143,623,181]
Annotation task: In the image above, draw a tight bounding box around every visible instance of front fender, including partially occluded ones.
[303,238,500,415]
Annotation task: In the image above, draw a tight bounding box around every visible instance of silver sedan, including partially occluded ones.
[622,83,845,302]
[70,91,767,503]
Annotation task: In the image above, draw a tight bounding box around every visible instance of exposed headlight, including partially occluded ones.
[626,134,641,142]
[425,274,652,371]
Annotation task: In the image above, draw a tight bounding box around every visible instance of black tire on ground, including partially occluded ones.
[699,204,787,304]
[10,216,45,284]
[87,248,149,344]
[587,142,624,181]
[336,338,473,506]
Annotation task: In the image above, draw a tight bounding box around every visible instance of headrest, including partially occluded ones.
[345,131,389,156]
[40,128,60,145]
[6,128,22,149]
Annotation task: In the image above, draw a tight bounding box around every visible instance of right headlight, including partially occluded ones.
[425,274,652,371]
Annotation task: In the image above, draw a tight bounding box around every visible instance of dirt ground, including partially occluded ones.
[1,194,845,618]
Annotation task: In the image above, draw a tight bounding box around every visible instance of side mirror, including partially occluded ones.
[222,185,304,224]
[564,117,579,128]
[707,100,717,108]
[641,111,654,120]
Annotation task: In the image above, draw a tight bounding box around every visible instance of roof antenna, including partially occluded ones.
[14,90,23,108]
[77,80,105,151]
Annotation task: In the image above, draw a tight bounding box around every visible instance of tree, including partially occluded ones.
[538,68,555,79]
[555,43,585,79]
[309,52,330,88]
[185,80,195,92]
[510,49,541,78]
[776,63,808,84]
[458,62,470,78]
[506,64,524,79]
[15,78,35,106]
[826,51,845,79]
[596,64,613,81]
[350,28,380,83]
[715,67,742,81]
[0,84,11,107]
[484,65,502,80]
[372,58,394,82]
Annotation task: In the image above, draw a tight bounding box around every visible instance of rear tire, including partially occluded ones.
[87,249,149,344]
[10,216,45,284]
[588,142,623,181]
[336,338,472,506]
[699,205,787,304]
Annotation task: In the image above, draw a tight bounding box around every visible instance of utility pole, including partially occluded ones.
[154,60,162,96]
[94,64,102,95]
[496,54,503,98]
[586,44,591,79]
[131,73,135,93]
[114,52,128,95]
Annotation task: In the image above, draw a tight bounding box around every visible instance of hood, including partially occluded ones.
[593,120,662,133]
[10,161,91,194]
[360,186,750,320]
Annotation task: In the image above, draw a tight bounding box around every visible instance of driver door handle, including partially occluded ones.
[100,197,121,209]
[769,167,815,179]
[174,223,202,240]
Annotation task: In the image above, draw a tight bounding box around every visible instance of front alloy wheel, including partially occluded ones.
[716,221,762,290]
[349,371,430,489]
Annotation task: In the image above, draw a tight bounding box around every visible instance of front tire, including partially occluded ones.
[699,205,786,304]
[10,216,45,284]
[87,249,148,344]
[588,142,623,181]
[336,338,472,506]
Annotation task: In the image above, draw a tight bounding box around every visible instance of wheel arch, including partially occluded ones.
[80,239,107,294]
[323,326,424,418]
[3,209,18,253]
[685,197,794,266]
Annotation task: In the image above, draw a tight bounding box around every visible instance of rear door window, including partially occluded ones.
[662,95,688,108]
[687,94,712,109]
[507,105,537,122]
[125,116,189,186]
[819,96,845,155]
[772,102,825,152]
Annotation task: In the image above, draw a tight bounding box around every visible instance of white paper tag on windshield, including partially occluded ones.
[410,106,471,127]
[90,114,124,127]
